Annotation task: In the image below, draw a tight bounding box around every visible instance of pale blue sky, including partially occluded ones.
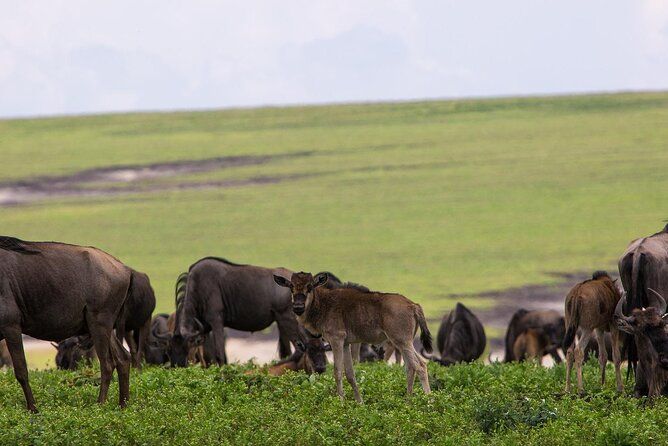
[1,1,667,118]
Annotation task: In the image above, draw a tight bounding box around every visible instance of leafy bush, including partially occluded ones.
[0,361,666,445]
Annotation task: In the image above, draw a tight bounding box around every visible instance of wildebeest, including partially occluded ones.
[144,313,171,365]
[266,336,331,376]
[274,271,432,402]
[422,302,486,366]
[504,309,565,363]
[0,340,11,367]
[116,270,156,368]
[563,271,623,393]
[615,289,668,396]
[0,236,131,412]
[318,271,402,364]
[54,336,96,370]
[618,224,668,393]
[513,328,551,364]
[171,258,300,367]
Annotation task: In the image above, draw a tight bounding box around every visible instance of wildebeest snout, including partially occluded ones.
[293,293,306,315]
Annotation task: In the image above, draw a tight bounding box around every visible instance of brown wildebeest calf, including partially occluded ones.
[563,271,623,393]
[274,271,432,402]
[513,328,551,364]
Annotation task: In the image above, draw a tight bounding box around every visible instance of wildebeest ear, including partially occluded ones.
[273,275,292,288]
[313,272,328,288]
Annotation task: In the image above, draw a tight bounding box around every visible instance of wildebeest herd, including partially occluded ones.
[1,224,668,412]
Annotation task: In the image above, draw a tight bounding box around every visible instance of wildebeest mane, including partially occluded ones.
[317,271,371,293]
[190,256,247,271]
[0,236,40,254]
[591,270,610,280]
[175,272,188,308]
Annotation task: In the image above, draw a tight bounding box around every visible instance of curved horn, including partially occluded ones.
[615,293,629,320]
[50,342,59,349]
[153,330,172,341]
[419,347,433,360]
[648,288,667,315]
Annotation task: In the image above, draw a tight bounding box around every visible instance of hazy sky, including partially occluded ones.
[1,1,667,118]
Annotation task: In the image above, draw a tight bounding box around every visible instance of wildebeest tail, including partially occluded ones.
[414,305,433,353]
[175,272,188,308]
[562,297,580,352]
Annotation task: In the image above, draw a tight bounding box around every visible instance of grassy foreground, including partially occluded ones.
[1,92,667,315]
[0,361,665,445]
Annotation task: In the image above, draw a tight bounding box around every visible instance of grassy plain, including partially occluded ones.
[1,92,666,315]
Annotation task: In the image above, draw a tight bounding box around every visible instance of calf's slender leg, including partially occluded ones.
[575,330,592,394]
[610,328,623,392]
[350,343,361,364]
[3,326,37,412]
[330,339,346,400]
[565,345,574,393]
[343,344,362,403]
[399,344,418,395]
[595,328,607,385]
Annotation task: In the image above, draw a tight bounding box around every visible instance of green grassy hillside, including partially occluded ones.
[1,92,667,314]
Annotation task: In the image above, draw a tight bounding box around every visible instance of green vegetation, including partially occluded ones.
[0,361,665,445]
[1,92,666,316]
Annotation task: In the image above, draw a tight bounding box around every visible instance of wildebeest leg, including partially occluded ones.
[123,330,138,369]
[350,343,361,364]
[595,328,607,385]
[88,320,114,404]
[394,347,402,365]
[136,318,151,369]
[109,334,130,407]
[383,343,394,362]
[273,310,297,359]
[330,339,346,400]
[565,345,574,393]
[575,330,592,394]
[207,315,227,365]
[4,327,37,412]
[343,344,362,403]
[610,328,623,393]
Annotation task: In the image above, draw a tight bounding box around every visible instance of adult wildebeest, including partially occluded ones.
[615,289,668,397]
[265,336,331,376]
[0,340,11,367]
[116,270,156,368]
[54,336,96,370]
[274,271,432,402]
[421,302,486,366]
[563,271,623,393]
[0,236,131,412]
[618,224,668,394]
[171,258,300,367]
[504,309,565,363]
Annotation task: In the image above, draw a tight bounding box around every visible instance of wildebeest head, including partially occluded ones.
[54,336,93,370]
[615,289,668,369]
[170,318,206,367]
[295,337,331,374]
[273,271,328,316]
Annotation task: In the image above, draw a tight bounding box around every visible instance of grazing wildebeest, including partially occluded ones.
[513,328,551,364]
[618,224,668,394]
[266,336,331,376]
[422,302,486,366]
[504,309,565,363]
[615,289,668,397]
[563,271,623,393]
[54,336,96,370]
[0,236,131,412]
[171,258,300,367]
[274,271,432,402]
[116,270,156,368]
[144,314,171,365]
[0,340,11,367]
